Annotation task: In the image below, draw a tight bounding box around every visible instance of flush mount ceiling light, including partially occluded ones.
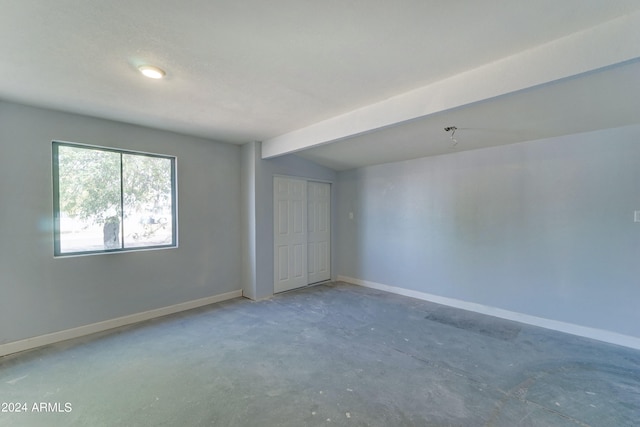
[138,65,166,79]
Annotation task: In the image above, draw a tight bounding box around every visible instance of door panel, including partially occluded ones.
[307,181,331,284]
[277,245,289,281]
[274,177,308,293]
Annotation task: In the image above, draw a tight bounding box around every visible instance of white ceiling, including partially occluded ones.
[298,59,640,170]
[1,1,639,170]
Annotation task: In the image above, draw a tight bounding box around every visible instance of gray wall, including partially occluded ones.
[336,125,640,338]
[243,142,337,299]
[0,101,242,344]
[240,142,258,300]
[4,97,636,345]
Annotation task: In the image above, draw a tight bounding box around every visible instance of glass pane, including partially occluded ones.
[57,146,122,253]
[122,154,173,248]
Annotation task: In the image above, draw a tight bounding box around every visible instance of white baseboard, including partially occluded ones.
[0,289,243,357]
[337,275,640,351]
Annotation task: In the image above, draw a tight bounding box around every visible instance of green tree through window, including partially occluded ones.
[53,141,176,256]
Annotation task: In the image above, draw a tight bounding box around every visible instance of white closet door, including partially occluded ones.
[307,181,331,284]
[273,177,308,293]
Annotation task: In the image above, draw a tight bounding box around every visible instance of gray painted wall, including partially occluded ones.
[4,97,636,346]
[0,101,242,344]
[336,125,640,338]
[240,142,258,300]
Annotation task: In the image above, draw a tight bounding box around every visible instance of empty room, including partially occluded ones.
[1,1,639,426]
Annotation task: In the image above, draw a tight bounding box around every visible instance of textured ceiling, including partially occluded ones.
[1,1,639,169]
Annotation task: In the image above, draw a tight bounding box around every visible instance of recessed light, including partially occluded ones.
[138,65,166,79]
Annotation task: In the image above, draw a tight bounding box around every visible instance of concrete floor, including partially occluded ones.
[1,282,639,426]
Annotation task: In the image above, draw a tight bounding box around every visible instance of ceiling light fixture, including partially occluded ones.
[138,65,166,79]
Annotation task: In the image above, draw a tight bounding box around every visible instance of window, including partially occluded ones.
[52,141,177,256]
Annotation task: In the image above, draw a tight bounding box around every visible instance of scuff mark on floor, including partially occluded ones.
[6,374,28,385]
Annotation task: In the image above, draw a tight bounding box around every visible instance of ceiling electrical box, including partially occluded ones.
[635,211,640,223]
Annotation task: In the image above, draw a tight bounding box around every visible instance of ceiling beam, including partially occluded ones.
[262,10,640,159]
